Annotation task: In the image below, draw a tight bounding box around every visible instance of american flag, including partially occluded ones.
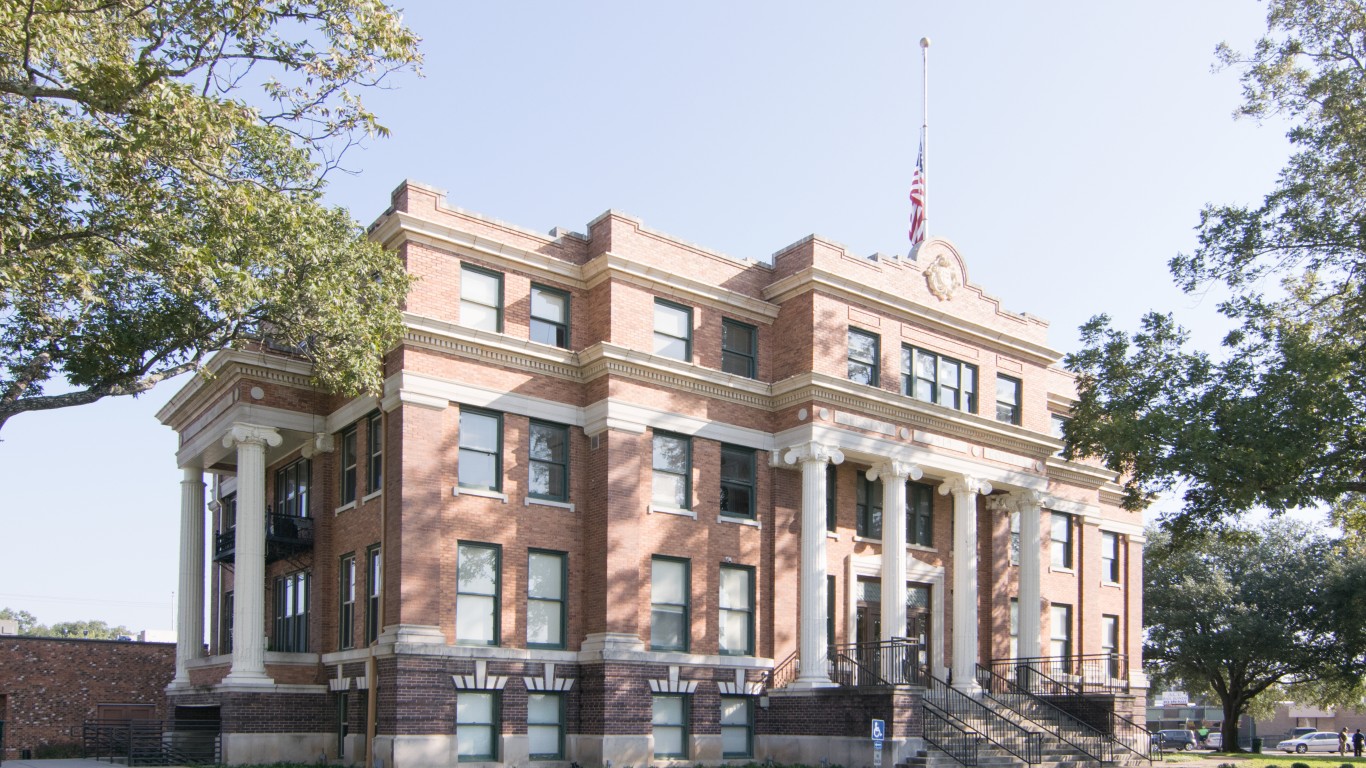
[908,137,926,248]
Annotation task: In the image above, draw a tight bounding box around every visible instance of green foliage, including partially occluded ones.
[1,608,131,639]
[1293,763,1312,768]
[34,741,84,759]
[1064,0,1366,535]
[0,606,38,633]
[0,0,421,430]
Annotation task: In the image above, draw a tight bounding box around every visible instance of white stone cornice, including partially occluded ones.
[988,488,1048,514]
[222,423,283,450]
[370,211,586,288]
[866,459,923,483]
[783,441,845,467]
[939,475,992,497]
[157,349,318,430]
[583,252,780,324]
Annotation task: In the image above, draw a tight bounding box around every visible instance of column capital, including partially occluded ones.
[783,441,844,467]
[300,432,335,458]
[866,459,922,483]
[938,474,992,497]
[987,488,1048,514]
[221,422,283,450]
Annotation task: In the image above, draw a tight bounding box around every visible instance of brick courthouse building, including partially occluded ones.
[155,181,1146,766]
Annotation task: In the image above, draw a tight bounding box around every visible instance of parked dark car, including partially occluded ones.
[1157,729,1198,751]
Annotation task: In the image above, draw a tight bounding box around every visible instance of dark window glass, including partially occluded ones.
[275,459,310,518]
[857,473,883,538]
[272,570,310,652]
[996,374,1022,425]
[528,421,569,501]
[907,482,934,547]
[721,319,757,378]
[340,425,358,504]
[530,284,570,348]
[1051,512,1074,569]
[339,553,356,649]
[366,545,382,644]
[847,328,879,386]
[719,445,755,518]
[902,346,977,413]
[367,412,383,493]
[825,464,837,532]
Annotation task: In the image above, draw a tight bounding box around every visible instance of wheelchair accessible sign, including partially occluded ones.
[872,719,886,767]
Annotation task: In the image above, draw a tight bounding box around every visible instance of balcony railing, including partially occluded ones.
[212,514,314,564]
[986,653,1129,695]
[764,638,925,690]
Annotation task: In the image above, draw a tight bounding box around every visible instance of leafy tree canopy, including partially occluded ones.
[1066,0,1366,534]
[1144,520,1366,750]
[0,607,131,639]
[0,0,421,431]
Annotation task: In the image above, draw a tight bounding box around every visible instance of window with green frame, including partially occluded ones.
[996,374,1022,425]
[650,556,689,651]
[652,694,689,758]
[826,463,837,532]
[456,542,500,646]
[653,299,693,361]
[847,327,879,386]
[456,691,499,761]
[527,692,564,759]
[527,550,566,649]
[908,482,934,547]
[367,411,383,494]
[530,284,570,349]
[338,553,355,649]
[721,318,757,378]
[651,432,691,509]
[460,264,503,333]
[902,345,977,413]
[528,421,568,501]
[720,696,754,758]
[856,473,883,538]
[719,444,755,518]
[366,545,381,644]
[458,408,502,491]
[339,425,358,505]
[718,564,753,655]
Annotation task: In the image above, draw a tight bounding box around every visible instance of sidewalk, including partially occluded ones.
[1,761,150,768]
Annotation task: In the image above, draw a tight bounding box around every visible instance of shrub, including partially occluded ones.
[1292,762,1311,768]
[34,741,84,759]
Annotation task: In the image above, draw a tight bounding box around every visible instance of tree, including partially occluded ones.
[0,606,39,633]
[45,619,132,640]
[1144,520,1366,751]
[1065,0,1366,535]
[0,0,421,432]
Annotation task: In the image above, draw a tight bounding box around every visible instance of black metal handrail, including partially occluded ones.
[976,664,1113,762]
[923,701,981,766]
[765,639,923,690]
[766,650,800,690]
[924,671,1042,764]
[83,720,221,766]
[990,653,1128,694]
[1108,708,1153,763]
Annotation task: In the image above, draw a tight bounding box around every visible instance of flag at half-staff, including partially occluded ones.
[909,135,926,248]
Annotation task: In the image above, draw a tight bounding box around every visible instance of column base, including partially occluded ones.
[787,677,839,690]
[952,680,982,696]
[223,669,275,686]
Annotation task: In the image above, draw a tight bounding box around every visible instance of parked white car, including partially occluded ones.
[1278,731,1343,753]
[1205,732,1222,750]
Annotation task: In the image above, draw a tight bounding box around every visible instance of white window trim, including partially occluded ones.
[527,497,575,512]
[453,486,509,503]
[649,504,697,519]
[718,516,760,529]
[361,489,383,504]
[334,500,357,516]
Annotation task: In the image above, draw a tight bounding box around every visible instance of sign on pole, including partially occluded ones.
[871,719,886,742]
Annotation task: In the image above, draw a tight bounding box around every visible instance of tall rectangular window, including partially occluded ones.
[825,463,837,532]
[530,284,570,348]
[366,545,382,644]
[1051,413,1069,456]
[339,553,356,649]
[1102,614,1120,677]
[651,557,689,651]
[367,412,383,494]
[719,445,755,519]
[456,542,500,646]
[652,694,688,758]
[902,346,978,413]
[274,459,310,518]
[527,550,566,649]
[1010,511,1021,566]
[527,692,564,760]
[528,421,569,501]
[721,319,757,378]
[847,328,880,386]
[1101,531,1121,583]
[653,299,693,361]
[458,408,502,491]
[220,590,234,653]
[1050,511,1074,569]
[339,425,358,505]
[826,574,836,648]
[996,374,1022,425]
[720,696,753,758]
[908,482,934,547]
[719,564,754,656]
[856,473,883,538]
[1009,597,1019,660]
[651,432,691,509]
[273,570,310,652]
[221,492,237,532]
[460,264,503,333]
[456,691,498,761]
[1050,603,1073,660]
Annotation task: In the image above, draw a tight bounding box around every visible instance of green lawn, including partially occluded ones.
[1157,753,1366,768]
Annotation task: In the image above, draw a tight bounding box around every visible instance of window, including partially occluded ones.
[220,591,234,653]
[367,412,383,494]
[908,482,934,547]
[528,421,569,501]
[719,565,754,655]
[720,696,753,758]
[653,299,692,361]
[456,691,499,761]
[1102,531,1121,583]
[1050,512,1074,569]
[458,408,502,491]
[651,432,691,509]
[996,374,1022,425]
[1102,614,1120,677]
[825,464,837,532]
[366,545,382,644]
[530,284,570,348]
[721,319,757,378]
[652,694,689,758]
[650,557,689,651]
[902,346,977,413]
[1009,511,1021,566]
[460,264,503,333]
[339,553,356,649]
[1009,597,1019,660]
[719,445,755,518]
[456,542,500,646]
[527,692,564,760]
[1050,603,1073,660]
[275,459,310,518]
[220,492,237,533]
[826,574,836,648]
[527,550,566,649]
[847,328,879,386]
[273,570,310,652]
[1050,413,1068,455]
[339,425,358,505]
[856,473,883,538]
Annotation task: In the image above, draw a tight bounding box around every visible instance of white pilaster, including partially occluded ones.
[171,467,206,687]
[783,441,844,688]
[868,460,922,642]
[1015,490,1045,660]
[940,474,991,693]
[222,423,282,686]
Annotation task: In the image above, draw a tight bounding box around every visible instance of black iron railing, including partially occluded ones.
[976,664,1114,762]
[765,639,923,690]
[923,702,981,766]
[989,654,1128,695]
[212,514,315,564]
[83,720,221,766]
[766,650,800,690]
[924,672,1042,764]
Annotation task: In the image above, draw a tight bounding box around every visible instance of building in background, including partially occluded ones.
[155,181,1147,766]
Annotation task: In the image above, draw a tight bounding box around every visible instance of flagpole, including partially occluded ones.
[920,36,930,241]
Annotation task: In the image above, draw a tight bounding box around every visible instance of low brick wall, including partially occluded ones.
[0,635,175,759]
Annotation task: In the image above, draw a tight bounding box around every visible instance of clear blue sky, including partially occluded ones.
[0,1,1295,634]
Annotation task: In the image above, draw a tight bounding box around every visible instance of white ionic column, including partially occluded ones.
[222,423,282,685]
[784,441,844,688]
[940,474,991,693]
[868,460,922,642]
[171,467,206,687]
[1015,490,1045,660]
